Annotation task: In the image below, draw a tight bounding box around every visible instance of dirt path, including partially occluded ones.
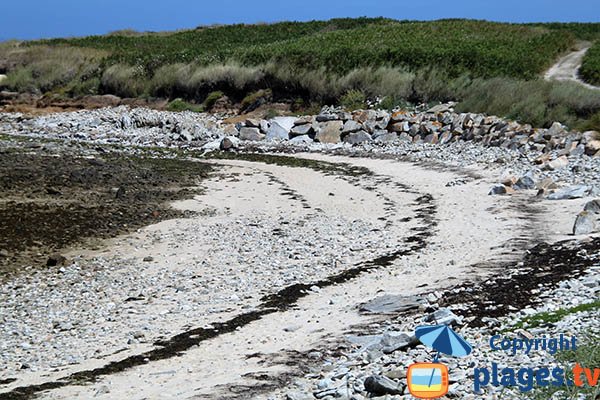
[544,43,600,90]
[0,152,585,400]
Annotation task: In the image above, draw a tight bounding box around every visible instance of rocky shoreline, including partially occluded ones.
[0,105,598,399]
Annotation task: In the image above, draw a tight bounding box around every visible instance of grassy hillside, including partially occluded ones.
[1,18,600,130]
[37,19,573,79]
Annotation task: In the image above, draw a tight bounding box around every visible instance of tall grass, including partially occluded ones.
[0,43,106,94]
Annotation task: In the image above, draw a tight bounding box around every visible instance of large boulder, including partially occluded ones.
[239,127,264,141]
[265,121,290,141]
[573,211,596,235]
[270,116,296,132]
[342,120,363,134]
[315,121,343,144]
[343,130,371,144]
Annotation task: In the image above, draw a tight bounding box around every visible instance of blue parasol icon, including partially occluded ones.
[415,325,472,387]
[416,324,472,358]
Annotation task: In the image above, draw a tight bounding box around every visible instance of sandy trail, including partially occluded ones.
[544,43,599,90]
[0,153,585,399]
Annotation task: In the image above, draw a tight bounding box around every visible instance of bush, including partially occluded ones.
[101,64,148,97]
[166,98,203,112]
[202,91,224,110]
[580,41,600,86]
[340,89,366,110]
[240,89,272,111]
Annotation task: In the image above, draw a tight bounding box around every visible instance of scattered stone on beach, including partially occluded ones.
[46,253,67,267]
[360,294,423,314]
[573,211,596,235]
[488,184,514,195]
[546,185,590,200]
[364,375,404,396]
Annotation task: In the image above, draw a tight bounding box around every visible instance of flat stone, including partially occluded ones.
[423,308,461,326]
[343,130,371,144]
[289,135,313,144]
[360,294,422,314]
[290,124,313,137]
[239,127,264,141]
[374,133,398,143]
[547,185,590,200]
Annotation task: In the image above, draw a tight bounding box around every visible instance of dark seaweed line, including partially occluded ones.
[0,164,437,400]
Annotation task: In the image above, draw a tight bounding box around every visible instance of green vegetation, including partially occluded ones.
[340,89,367,110]
[529,333,600,400]
[1,18,600,130]
[240,89,272,111]
[201,90,225,110]
[530,22,600,41]
[166,98,203,112]
[581,41,600,86]
[510,300,600,330]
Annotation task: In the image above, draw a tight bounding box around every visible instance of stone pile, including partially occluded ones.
[236,104,600,159]
[0,106,228,145]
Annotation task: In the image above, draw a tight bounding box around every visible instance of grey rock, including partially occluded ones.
[290,135,313,144]
[259,119,270,134]
[364,375,404,396]
[423,308,461,326]
[427,104,452,114]
[286,392,314,400]
[239,127,264,141]
[584,199,600,214]
[220,137,237,151]
[271,116,296,132]
[547,121,566,136]
[360,294,423,314]
[380,332,418,354]
[374,133,398,143]
[315,121,343,144]
[342,120,363,134]
[547,185,590,200]
[244,118,260,128]
[343,131,371,145]
[488,184,514,196]
[290,124,313,137]
[514,172,537,190]
[573,211,596,235]
[266,121,290,141]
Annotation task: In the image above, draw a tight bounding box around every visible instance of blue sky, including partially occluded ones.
[1,0,598,40]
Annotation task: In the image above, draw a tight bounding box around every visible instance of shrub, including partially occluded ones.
[101,64,148,97]
[240,89,272,111]
[166,98,203,112]
[202,91,224,110]
[580,41,600,86]
[340,89,366,110]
